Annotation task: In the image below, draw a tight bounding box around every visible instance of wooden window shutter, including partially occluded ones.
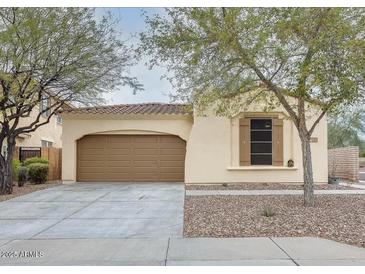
[272,118,284,166]
[239,118,250,166]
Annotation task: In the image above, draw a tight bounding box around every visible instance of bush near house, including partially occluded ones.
[23,157,49,166]
[27,163,49,184]
[12,159,20,178]
[17,166,28,187]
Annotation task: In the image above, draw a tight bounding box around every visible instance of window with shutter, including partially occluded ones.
[272,118,284,166]
[250,119,272,165]
[239,116,284,166]
[239,118,250,166]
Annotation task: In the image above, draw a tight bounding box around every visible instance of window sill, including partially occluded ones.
[227,166,298,171]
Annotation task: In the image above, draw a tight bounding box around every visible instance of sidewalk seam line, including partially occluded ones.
[165,237,171,266]
[269,237,299,266]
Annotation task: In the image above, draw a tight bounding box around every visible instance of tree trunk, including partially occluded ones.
[300,135,314,207]
[0,137,15,195]
[0,156,5,194]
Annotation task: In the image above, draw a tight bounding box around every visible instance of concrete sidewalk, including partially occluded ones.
[186,189,365,196]
[1,237,365,265]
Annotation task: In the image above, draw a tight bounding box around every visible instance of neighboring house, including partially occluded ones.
[1,97,63,157]
[60,100,328,184]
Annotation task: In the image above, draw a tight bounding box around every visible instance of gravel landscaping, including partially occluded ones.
[186,182,357,190]
[184,195,365,248]
[0,181,62,202]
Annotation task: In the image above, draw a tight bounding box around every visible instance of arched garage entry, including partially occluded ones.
[76,134,186,182]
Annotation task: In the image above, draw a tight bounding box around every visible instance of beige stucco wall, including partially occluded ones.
[60,113,193,183]
[61,105,328,184]
[1,106,62,149]
[185,109,328,184]
[15,107,63,148]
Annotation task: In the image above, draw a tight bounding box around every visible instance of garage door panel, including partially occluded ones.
[160,148,185,155]
[134,148,159,155]
[77,135,185,182]
[78,167,106,173]
[160,167,184,173]
[160,160,184,167]
[106,143,132,149]
[133,143,159,148]
[105,168,132,174]
[160,173,184,180]
[160,143,185,149]
[79,137,106,146]
[107,136,132,143]
[107,160,131,167]
[80,148,105,154]
[78,160,105,168]
[106,148,131,155]
[159,155,185,161]
[134,167,160,173]
[78,155,107,162]
[78,173,109,180]
[105,173,132,181]
[133,135,159,141]
[134,160,158,167]
[134,174,159,181]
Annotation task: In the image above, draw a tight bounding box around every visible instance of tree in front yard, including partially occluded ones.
[140,8,365,206]
[0,8,142,194]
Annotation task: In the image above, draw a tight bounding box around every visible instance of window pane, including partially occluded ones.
[251,131,272,141]
[251,154,272,165]
[251,119,272,130]
[251,143,272,153]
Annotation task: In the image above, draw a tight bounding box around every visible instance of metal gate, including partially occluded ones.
[19,147,41,162]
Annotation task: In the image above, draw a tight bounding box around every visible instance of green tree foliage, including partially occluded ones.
[328,107,365,153]
[0,8,142,194]
[140,8,365,206]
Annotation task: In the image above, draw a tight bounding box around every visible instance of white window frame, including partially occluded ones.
[41,140,53,148]
[40,96,51,118]
[56,115,62,125]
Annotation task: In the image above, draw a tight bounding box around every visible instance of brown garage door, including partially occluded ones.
[77,135,186,182]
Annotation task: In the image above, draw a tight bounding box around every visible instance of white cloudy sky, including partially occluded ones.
[96,8,172,105]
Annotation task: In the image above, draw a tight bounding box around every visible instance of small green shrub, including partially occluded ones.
[27,163,48,184]
[12,159,20,178]
[262,207,275,217]
[360,152,365,157]
[17,166,28,187]
[23,157,48,166]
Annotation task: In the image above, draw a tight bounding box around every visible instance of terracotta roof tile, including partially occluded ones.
[60,103,191,115]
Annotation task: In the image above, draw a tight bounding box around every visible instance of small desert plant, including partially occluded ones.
[17,166,28,187]
[27,163,48,184]
[23,157,48,166]
[262,207,275,217]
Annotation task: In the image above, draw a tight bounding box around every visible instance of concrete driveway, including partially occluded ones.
[0,182,184,240]
[1,183,365,265]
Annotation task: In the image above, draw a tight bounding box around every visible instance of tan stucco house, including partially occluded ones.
[1,98,63,157]
[60,101,328,184]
